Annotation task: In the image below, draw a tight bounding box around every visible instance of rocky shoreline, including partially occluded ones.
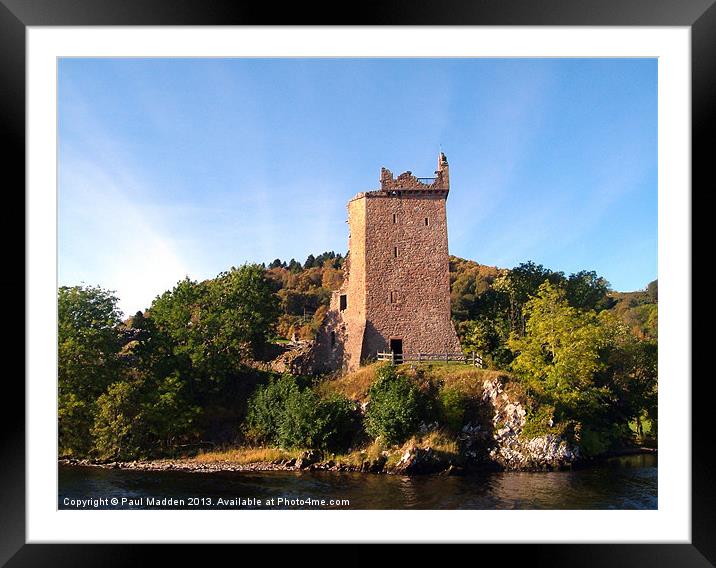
[58,447,465,476]
[58,445,655,476]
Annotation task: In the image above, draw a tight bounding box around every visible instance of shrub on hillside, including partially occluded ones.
[245,375,358,452]
[364,364,422,445]
[278,392,358,451]
[437,387,467,432]
[245,374,299,444]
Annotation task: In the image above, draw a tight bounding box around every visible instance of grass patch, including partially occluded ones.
[192,447,300,465]
[316,362,381,401]
[407,429,459,454]
[326,438,388,468]
[317,361,510,404]
[400,362,507,398]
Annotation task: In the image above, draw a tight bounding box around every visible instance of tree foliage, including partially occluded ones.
[58,285,123,455]
[364,365,422,445]
[245,375,358,451]
[507,281,657,455]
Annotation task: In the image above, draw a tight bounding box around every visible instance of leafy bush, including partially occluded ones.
[92,381,143,461]
[437,387,467,432]
[245,375,358,451]
[91,371,200,461]
[245,375,299,444]
[576,422,629,457]
[316,395,360,451]
[365,364,421,445]
[520,404,557,439]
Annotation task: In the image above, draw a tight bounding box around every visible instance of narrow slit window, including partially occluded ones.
[394,246,398,258]
[424,217,429,226]
[339,294,347,311]
[393,213,397,224]
[390,291,399,304]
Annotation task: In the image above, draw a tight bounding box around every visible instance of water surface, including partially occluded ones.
[59,453,657,510]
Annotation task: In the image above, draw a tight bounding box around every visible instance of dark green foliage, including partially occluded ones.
[520,404,558,439]
[437,387,467,432]
[315,395,360,451]
[245,375,358,452]
[147,265,280,394]
[577,424,630,458]
[58,285,124,455]
[59,264,280,460]
[364,365,422,445]
[565,270,611,311]
[245,375,300,444]
[303,254,316,269]
[278,391,358,451]
[91,380,143,460]
[601,336,658,438]
[91,369,200,461]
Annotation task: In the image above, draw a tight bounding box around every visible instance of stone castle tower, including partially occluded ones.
[315,153,462,372]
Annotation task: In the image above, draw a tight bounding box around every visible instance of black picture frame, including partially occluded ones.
[5,0,710,564]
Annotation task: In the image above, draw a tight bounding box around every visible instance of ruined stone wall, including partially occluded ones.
[359,192,461,361]
[313,196,367,372]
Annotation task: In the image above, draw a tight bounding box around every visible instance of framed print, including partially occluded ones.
[6,0,712,563]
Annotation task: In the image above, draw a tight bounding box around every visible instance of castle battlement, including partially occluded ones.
[379,152,450,193]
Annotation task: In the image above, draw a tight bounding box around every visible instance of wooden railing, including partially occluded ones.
[376,351,484,368]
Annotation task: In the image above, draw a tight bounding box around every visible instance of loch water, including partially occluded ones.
[58,453,656,510]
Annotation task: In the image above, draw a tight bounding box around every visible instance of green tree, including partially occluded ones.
[494,261,564,336]
[142,372,201,451]
[205,265,281,357]
[58,285,123,455]
[507,282,614,432]
[91,370,200,460]
[602,333,658,438]
[91,380,143,460]
[303,254,316,269]
[456,317,512,367]
[565,270,611,311]
[147,265,280,393]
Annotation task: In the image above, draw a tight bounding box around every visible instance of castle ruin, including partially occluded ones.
[315,153,462,372]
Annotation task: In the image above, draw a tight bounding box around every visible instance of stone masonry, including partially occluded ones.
[314,153,462,372]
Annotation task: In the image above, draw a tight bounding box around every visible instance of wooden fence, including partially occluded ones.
[376,351,484,368]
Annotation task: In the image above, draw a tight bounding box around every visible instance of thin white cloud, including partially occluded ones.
[59,154,191,317]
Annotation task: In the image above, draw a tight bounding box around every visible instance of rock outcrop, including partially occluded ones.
[269,341,315,375]
[480,377,580,470]
[392,445,445,475]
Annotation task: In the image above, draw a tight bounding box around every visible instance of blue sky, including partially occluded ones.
[58,58,657,316]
